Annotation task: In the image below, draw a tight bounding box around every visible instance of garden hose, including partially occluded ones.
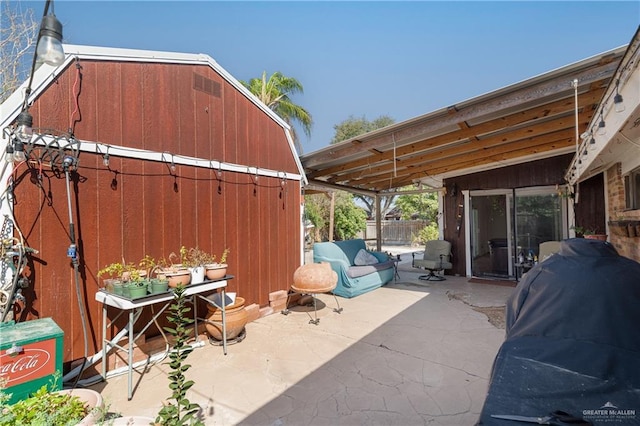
[63,156,89,389]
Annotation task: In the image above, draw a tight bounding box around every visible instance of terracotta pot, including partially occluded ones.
[55,388,104,426]
[111,416,156,425]
[205,264,227,280]
[164,269,191,288]
[292,262,338,294]
[206,296,247,340]
[585,234,608,241]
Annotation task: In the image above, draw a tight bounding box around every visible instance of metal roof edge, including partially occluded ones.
[2,44,303,177]
[301,45,628,160]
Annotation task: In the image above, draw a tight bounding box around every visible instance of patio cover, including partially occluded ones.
[300,46,627,196]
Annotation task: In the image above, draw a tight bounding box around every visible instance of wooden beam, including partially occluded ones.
[303,60,617,167]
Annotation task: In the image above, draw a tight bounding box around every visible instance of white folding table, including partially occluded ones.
[95,278,230,400]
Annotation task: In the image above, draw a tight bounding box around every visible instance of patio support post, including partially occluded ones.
[329,191,335,242]
[375,194,382,251]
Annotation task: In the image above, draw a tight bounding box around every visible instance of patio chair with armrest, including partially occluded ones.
[412,240,453,281]
[538,240,561,263]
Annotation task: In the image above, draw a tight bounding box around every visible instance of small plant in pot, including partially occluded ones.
[159,251,192,288]
[0,373,105,425]
[181,246,216,285]
[155,284,204,425]
[97,261,127,295]
[205,248,230,280]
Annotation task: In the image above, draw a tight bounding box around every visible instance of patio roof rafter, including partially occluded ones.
[300,47,625,194]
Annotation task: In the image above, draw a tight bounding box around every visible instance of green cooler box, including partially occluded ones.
[0,318,64,404]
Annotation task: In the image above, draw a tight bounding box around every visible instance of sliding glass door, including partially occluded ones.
[470,191,511,278]
[469,187,567,279]
[514,188,566,261]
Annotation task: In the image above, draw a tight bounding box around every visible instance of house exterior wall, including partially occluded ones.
[11,59,302,363]
[442,154,605,276]
[606,163,640,261]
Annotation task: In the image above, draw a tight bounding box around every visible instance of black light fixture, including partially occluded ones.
[589,135,596,151]
[6,0,64,164]
[14,111,34,144]
[613,79,625,113]
[597,109,606,136]
[36,13,64,66]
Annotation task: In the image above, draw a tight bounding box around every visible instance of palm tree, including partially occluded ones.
[241,71,312,153]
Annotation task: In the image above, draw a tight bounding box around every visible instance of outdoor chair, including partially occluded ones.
[538,241,561,262]
[412,240,452,281]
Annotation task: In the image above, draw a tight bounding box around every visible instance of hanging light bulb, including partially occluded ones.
[170,160,176,173]
[613,79,625,113]
[36,14,65,66]
[589,135,597,151]
[5,144,15,163]
[597,110,606,136]
[14,111,33,143]
[103,153,110,167]
[13,141,27,163]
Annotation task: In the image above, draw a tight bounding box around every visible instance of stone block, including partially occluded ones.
[245,303,260,322]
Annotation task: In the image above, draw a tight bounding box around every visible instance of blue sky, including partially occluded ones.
[26,1,640,153]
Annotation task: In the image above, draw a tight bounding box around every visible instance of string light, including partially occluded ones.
[102,146,110,167]
[597,109,606,136]
[614,79,625,113]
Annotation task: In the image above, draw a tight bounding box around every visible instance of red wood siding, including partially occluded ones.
[14,59,301,363]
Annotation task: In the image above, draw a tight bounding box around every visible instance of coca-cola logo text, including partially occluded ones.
[0,339,56,387]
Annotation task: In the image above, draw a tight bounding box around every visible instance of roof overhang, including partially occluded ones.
[301,46,627,194]
[1,44,308,183]
[567,27,640,184]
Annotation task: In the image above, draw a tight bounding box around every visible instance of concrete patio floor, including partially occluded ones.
[89,254,515,425]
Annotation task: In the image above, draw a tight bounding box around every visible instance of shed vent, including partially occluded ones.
[193,73,221,97]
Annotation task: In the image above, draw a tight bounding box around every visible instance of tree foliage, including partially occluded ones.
[333,194,367,240]
[304,191,366,242]
[241,71,312,154]
[0,0,38,103]
[395,187,441,244]
[395,187,439,222]
[330,115,395,145]
[330,114,397,219]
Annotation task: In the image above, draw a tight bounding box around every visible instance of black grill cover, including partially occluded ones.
[478,238,640,425]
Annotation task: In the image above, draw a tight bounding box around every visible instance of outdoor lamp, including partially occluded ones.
[5,144,15,163]
[13,141,27,163]
[589,135,597,151]
[597,111,606,136]
[613,79,625,113]
[14,111,33,143]
[36,13,64,66]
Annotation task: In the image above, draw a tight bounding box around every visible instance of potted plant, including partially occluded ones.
[0,374,105,425]
[155,284,204,425]
[181,246,216,284]
[205,248,230,280]
[97,261,127,295]
[159,250,193,288]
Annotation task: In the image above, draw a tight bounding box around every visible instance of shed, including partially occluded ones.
[0,44,305,364]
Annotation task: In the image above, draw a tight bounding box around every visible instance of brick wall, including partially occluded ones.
[606,164,640,261]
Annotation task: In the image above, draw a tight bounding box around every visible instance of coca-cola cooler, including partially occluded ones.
[0,317,63,404]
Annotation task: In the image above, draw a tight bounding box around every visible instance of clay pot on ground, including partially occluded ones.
[56,388,104,426]
[206,296,248,340]
[292,262,338,294]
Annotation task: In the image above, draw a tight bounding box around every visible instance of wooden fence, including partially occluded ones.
[358,220,428,245]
